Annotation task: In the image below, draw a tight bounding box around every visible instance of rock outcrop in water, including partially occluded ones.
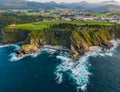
[17,44,39,57]
[2,23,118,59]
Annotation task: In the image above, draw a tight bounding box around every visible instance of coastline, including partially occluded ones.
[0,35,120,92]
[0,39,119,91]
[3,39,118,62]
[55,39,120,92]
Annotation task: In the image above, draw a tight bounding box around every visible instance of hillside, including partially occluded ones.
[0,0,120,12]
[3,21,117,59]
[0,0,27,9]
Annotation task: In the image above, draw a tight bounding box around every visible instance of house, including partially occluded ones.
[9,24,16,26]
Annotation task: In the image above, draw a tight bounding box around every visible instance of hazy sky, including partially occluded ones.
[27,0,120,3]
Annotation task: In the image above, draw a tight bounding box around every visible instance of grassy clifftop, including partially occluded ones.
[3,20,114,44]
[5,20,114,31]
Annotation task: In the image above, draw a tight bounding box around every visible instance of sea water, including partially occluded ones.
[0,40,120,92]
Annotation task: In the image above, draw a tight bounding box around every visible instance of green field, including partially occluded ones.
[5,20,114,31]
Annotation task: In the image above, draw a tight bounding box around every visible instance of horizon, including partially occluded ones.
[27,0,120,3]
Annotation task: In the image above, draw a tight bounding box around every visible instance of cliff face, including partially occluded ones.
[0,29,2,45]
[3,24,117,58]
[115,25,120,39]
[18,26,114,58]
[2,29,30,44]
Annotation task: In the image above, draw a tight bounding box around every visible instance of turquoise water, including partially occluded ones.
[0,42,120,92]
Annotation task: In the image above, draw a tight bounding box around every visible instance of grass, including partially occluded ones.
[5,20,114,31]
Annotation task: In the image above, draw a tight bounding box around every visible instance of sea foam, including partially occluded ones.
[0,44,20,49]
[9,47,57,62]
[54,39,119,91]
[0,40,119,91]
[55,52,91,91]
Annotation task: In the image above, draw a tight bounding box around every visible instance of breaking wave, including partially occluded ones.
[9,49,42,62]
[55,51,91,91]
[0,39,119,91]
[54,39,119,92]
[0,44,20,49]
[9,47,57,62]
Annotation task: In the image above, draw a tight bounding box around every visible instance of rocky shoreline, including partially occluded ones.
[16,40,114,60]
[17,44,39,57]
[2,23,119,59]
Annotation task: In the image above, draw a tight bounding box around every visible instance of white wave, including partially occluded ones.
[54,39,119,91]
[0,44,23,61]
[57,56,70,62]
[78,84,87,92]
[110,39,119,46]
[55,53,91,91]
[9,53,22,61]
[55,73,63,84]
[9,49,42,62]
[0,44,12,48]
[87,49,112,57]
[9,48,57,62]
[0,44,20,50]
[90,41,118,58]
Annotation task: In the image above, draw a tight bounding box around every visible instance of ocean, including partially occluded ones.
[0,40,120,92]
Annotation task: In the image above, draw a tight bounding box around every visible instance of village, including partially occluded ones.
[39,9,120,24]
[0,8,120,28]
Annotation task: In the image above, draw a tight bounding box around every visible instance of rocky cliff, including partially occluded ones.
[0,29,2,45]
[2,28,30,44]
[3,23,118,59]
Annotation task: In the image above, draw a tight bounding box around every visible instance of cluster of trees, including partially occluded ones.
[51,23,79,30]
[0,11,44,28]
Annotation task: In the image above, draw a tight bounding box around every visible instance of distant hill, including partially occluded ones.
[26,1,67,10]
[0,0,27,9]
[63,1,120,12]
[0,0,120,12]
